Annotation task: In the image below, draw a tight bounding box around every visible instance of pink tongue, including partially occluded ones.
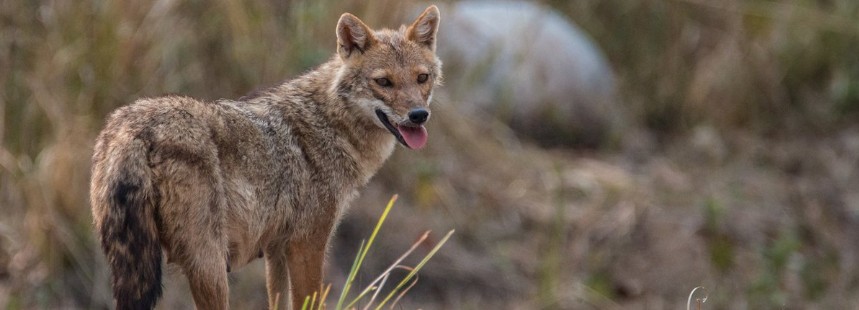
[397,125,428,149]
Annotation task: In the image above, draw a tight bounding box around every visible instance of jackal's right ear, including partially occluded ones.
[337,13,376,59]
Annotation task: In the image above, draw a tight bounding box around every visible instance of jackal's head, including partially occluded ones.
[331,6,442,150]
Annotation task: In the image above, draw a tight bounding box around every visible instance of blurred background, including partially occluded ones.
[3,0,859,308]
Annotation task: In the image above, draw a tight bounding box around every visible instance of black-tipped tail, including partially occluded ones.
[96,143,162,310]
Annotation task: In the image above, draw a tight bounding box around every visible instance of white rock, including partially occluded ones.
[435,1,618,147]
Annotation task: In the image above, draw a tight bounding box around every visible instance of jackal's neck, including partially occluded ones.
[278,57,396,185]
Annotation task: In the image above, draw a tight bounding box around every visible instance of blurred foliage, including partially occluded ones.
[559,0,859,135]
[701,198,734,273]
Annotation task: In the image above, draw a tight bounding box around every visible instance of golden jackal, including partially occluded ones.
[90,6,441,310]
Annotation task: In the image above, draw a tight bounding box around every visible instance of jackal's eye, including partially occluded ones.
[374,78,393,87]
[417,73,429,84]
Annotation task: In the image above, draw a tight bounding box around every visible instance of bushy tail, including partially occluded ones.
[92,138,162,310]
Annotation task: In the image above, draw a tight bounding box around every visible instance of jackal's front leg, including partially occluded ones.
[265,248,290,309]
[286,235,327,310]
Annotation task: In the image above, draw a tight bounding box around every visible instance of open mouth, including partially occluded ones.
[375,109,428,149]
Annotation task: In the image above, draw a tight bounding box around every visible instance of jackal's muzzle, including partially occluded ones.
[375,109,429,149]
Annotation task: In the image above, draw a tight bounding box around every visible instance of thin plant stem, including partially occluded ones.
[347,231,431,309]
[374,229,455,310]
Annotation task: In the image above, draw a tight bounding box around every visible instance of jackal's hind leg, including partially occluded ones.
[184,251,229,310]
[156,160,229,310]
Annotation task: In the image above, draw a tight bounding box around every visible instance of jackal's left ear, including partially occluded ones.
[337,13,376,59]
[407,5,440,51]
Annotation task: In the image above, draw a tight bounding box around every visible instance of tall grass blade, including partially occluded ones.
[301,295,310,310]
[318,284,332,310]
[309,291,318,310]
[336,194,398,309]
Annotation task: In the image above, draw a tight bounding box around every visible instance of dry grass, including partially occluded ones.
[3,0,859,308]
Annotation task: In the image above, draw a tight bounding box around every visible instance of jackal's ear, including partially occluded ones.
[407,5,440,51]
[337,13,376,59]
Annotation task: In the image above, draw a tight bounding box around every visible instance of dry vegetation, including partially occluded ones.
[3,0,859,309]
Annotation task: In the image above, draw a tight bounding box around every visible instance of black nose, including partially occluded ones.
[408,108,429,124]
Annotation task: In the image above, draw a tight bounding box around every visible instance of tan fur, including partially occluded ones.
[90,6,441,310]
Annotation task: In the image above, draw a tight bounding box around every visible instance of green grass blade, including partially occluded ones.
[340,238,366,300]
[337,237,368,309]
[301,295,310,310]
[336,194,399,309]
